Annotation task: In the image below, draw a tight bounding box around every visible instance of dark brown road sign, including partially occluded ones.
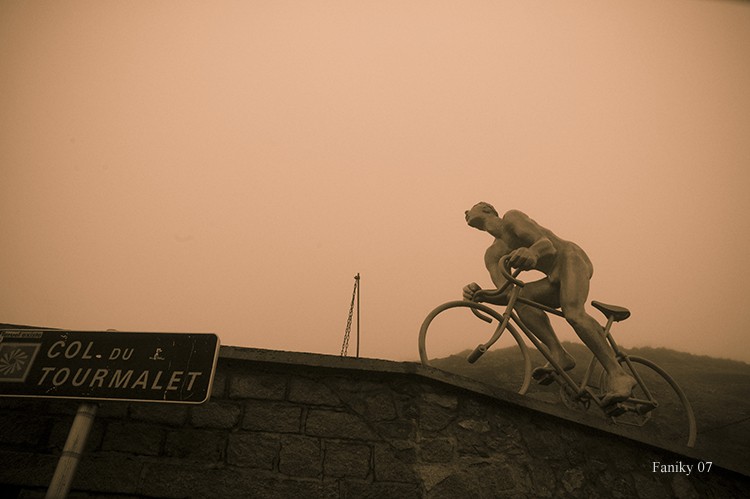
[0,330,220,403]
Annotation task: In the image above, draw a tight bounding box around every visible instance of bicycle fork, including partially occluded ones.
[467,285,521,363]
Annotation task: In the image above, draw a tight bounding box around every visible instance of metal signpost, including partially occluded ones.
[0,329,220,498]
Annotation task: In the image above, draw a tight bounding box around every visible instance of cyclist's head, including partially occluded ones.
[475,202,498,216]
[465,202,499,229]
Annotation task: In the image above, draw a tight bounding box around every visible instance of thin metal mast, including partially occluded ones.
[355,273,360,358]
[341,273,360,357]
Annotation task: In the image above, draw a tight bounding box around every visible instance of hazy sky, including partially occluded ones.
[2,0,749,364]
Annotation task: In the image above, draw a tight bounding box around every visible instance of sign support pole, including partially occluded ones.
[45,402,98,499]
[355,273,360,358]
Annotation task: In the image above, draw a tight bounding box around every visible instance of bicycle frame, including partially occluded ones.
[467,256,646,412]
[419,254,697,447]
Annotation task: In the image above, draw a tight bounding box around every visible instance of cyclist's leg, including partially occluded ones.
[557,253,635,403]
[516,279,576,372]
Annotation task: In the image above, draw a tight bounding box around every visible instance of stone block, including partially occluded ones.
[456,421,518,457]
[15,489,44,498]
[428,462,515,499]
[325,376,383,393]
[45,400,79,415]
[0,412,48,446]
[129,404,188,427]
[374,443,419,483]
[209,367,228,398]
[249,477,338,499]
[340,481,422,499]
[96,401,129,419]
[389,379,422,397]
[395,395,419,420]
[421,393,458,409]
[242,400,302,433]
[288,376,341,406]
[229,372,286,400]
[0,451,57,488]
[562,467,586,494]
[0,398,48,412]
[373,420,416,440]
[424,471,481,499]
[48,418,104,452]
[459,396,487,418]
[336,390,367,415]
[305,409,377,440]
[227,432,279,469]
[101,422,163,455]
[418,402,456,432]
[457,418,490,433]
[467,461,516,492]
[164,429,225,462]
[364,392,397,421]
[419,438,453,463]
[73,454,143,494]
[140,464,338,499]
[594,469,635,498]
[529,464,557,498]
[633,473,668,499]
[324,441,371,478]
[279,435,322,477]
[520,424,565,460]
[139,464,251,498]
[191,401,241,429]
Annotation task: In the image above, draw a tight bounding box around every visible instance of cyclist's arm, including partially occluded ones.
[504,210,557,262]
[484,241,510,292]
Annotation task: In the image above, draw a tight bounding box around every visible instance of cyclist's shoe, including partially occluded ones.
[532,366,557,386]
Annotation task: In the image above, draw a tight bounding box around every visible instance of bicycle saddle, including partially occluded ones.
[591,300,631,322]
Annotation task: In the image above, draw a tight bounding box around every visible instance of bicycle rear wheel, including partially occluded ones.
[419,300,532,395]
[600,356,697,448]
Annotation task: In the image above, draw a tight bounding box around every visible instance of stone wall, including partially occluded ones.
[0,347,748,498]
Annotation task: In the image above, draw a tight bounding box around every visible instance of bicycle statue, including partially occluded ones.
[418,203,697,447]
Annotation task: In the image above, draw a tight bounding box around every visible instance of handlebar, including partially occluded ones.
[500,255,526,288]
[470,255,526,323]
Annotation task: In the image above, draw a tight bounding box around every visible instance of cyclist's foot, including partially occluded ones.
[601,372,637,406]
[556,352,576,372]
[532,356,576,385]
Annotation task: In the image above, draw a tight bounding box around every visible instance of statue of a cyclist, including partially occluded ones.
[462,202,636,405]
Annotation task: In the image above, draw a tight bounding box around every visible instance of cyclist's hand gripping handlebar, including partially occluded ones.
[500,254,526,288]
[469,255,525,323]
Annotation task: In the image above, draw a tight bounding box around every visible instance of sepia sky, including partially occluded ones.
[2,0,749,363]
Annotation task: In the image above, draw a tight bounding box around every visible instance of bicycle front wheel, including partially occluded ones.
[419,300,532,395]
[600,356,697,448]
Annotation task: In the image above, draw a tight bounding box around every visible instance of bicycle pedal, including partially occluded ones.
[605,403,626,417]
[532,368,556,385]
[636,403,657,415]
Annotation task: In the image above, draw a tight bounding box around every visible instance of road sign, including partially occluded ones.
[0,330,220,403]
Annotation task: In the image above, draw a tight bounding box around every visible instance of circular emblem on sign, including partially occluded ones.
[0,347,29,375]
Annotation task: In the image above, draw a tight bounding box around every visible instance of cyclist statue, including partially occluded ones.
[462,202,636,405]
